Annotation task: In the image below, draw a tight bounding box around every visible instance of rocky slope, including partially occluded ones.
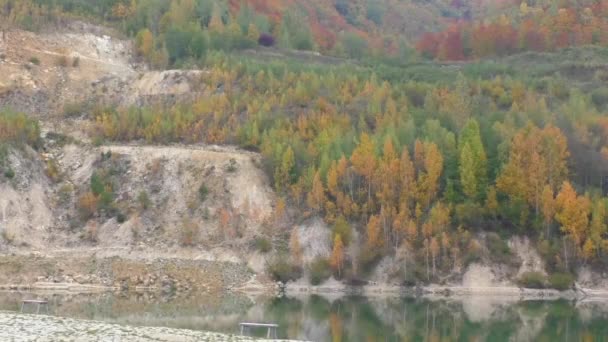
[0,23,281,293]
[0,141,279,292]
[0,22,205,126]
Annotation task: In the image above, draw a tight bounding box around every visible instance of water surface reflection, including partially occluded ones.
[1,291,607,341]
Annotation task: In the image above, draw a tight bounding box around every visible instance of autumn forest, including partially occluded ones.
[2,0,608,288]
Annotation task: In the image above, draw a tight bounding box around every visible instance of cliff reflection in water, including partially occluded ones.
[1,291,607,341]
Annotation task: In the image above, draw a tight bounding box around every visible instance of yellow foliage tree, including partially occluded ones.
[417,142,443,210]
[485,186,499,217]
[247,23,260,42]
[289,229,303,266]
[330,234,345,276]
[555,181,591,265]
[541,185,556,237]
[351,133,377,207]
[497,124,569,216]
[307,171,326,213]
[366,214,383,252]
[209,5,224,32]
[135,29,154,59]
[430,236,440,277]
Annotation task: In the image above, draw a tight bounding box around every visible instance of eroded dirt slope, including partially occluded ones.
[0,23,281,292]
[0,142,277,291]
[0,22,204,122]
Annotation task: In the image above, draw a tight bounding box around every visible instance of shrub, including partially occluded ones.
[591,87,608,108]
[455,202,483,226]
[255,236,272,253]
[58,183,73,204]
[518,271,546,289]
[335,0,349,16]
[72,57,80,67]
[225,159,237,172]
[90,172,106,196]
[180,219,199,246]
[594,69,608,83]
[0,110,41,147]
[45,159,61,182]
[309,257,332,285]
[1,229,15,244]
[29,57,40,65]
[98,191,114,211]
[548,272,574,291]
[267,257,302,283]
[3,168,14,179]
[258,33,275,47]
[131,223,141,240]
[366,1,384,25]
[137,190,151,210]
[550,80,569,100]
[56,55,68,67]
[497,93,513,108]
[55,55,69,68]
[83,223,98,243]
[198,183,209,202]
[463,239,483,266]
[333,216,352,246]
[487,233,513,265]
[341,32,368,59]
[63,102,86,118]
[359,248,382,275]
[116,212,127,223]
[77,192,98,220]
[46,132,74,146]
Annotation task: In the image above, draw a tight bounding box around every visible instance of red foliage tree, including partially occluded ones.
[416,32,441,59]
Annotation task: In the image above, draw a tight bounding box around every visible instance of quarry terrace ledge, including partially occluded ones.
[0,311,304,342]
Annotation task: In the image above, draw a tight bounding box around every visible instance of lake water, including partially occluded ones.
[1,291,607,341]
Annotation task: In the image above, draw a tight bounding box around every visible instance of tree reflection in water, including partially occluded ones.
[0,292,607,341]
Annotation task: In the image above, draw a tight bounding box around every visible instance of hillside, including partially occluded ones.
[416,0,608,60]
[0,24,275,292]
[2,2,608,296]
[231,0,453,50]
[0,0,463,61]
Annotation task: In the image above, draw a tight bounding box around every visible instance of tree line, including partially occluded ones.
[0,0,379,67]
[417,1,608,60]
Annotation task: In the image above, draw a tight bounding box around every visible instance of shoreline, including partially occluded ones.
[4,281,608,300]
[0,311,297,341]
[283,283,608,299]
[0,282,119,293]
